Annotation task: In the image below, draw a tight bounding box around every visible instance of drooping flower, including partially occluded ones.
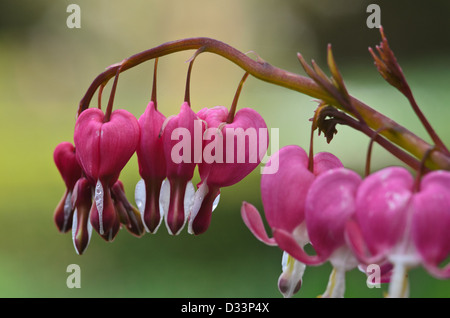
[160,102,203,235]
[346,166,450,297]
[53,141,83,233]
[411,170,450,279]
[241,145,343,297]
[74,108,140,236]
[190,106,268,235]
[274,167,362,297]
[135,101,167,233]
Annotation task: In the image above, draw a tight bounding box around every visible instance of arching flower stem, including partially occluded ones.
[77,37,450,171]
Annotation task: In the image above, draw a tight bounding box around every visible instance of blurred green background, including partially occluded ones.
[1,0,450,298]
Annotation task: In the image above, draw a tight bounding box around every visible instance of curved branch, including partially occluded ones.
[77,37,450,171]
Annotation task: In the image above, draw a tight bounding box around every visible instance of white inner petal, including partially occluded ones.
[71,209,78,248]
[94,179,104,235]
[188,182,209,234]
[278,251,306,298]
[134,178,146,215]
[184,181,195,220]
[71,209,92,255]
[212,193,220,212]
[159,179,170,220]
[134,179,148,232]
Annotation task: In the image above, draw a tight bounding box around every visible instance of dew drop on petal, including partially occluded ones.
[95,179,104,235]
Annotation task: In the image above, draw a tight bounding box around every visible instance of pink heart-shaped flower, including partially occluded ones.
[412,170,450,278]
[135,101,167,233]
[74,108,140,235]
[74,108,140,185]
[189,106,268,235]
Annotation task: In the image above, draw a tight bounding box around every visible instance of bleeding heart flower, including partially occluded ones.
[135,101,167,233]
[189,106,268,235]
[344,166,450,297]
[160,102,203,235]
[74,108,140,236]
[348,167,414,264]
[274,167,361,298]
[241,145,343,297]
[53,141,83,233]
[412,170,450,279]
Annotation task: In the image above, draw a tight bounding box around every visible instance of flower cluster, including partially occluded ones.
[53,59,268,254]
[53,28,450,298]
[242,145,450,297]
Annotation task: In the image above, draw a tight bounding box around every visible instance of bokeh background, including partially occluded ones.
[1,0,450,298]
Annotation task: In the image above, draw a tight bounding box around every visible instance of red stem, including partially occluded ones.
[226,72,249,123]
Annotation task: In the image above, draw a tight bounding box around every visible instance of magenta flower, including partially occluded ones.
[274,167,361,297]
[346,167,450,297]
[159,102,203,235]
[189,106,268,235]
[73,108,140,236]
[412,170,450,279]
[53,142,83,233]
[135,101,167,233]
[241,145,343,297]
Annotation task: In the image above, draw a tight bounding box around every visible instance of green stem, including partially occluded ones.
[77,37,450,171]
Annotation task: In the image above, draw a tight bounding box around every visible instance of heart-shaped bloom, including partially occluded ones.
[411,170,450,279]
[53,141,83,233]
[274,167,361,297]
[241,145,343,297]
[346,167,450,297]
[160,102,203,235]
[190,106,268,235]
[74,108,140,236]
[135,101,167,233]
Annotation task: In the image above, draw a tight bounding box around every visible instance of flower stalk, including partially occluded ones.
[77,37,450,172]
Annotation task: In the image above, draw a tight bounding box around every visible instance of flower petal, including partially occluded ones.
[272,228,323,265]
[412,170,450,275]
[355,166,413,257]
[261,145,314,233]
[240,202,277,246]
[305,168,361,259]
[278,252,305,298]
